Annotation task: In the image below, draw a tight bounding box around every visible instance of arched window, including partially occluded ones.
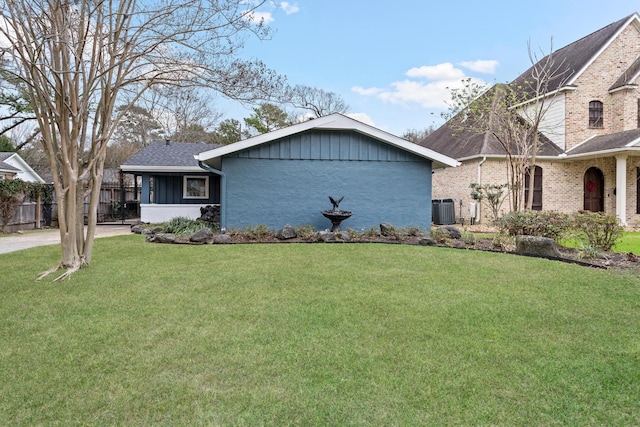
[589,100,603,128]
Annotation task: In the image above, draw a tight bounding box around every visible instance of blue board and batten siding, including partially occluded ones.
[141,173,220,204]
[222,130,433,230]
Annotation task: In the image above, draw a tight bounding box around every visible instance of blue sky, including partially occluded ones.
[219,1,637,136]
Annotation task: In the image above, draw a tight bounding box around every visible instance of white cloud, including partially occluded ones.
[346,113,375,127]
[352,62,489,110]
[280,2,300,14]
[406,63,465,80]
[351,86,384,96]
[459,59,499,74]
[247,11,275,24]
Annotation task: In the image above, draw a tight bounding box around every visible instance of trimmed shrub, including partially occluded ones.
[494,210,623,251]
[570,212,623,251]
[494,210,572,241]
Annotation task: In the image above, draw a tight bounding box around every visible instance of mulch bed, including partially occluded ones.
[169,229,640,271]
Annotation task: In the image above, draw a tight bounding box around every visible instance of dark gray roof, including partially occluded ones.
[610,55,640,91]
[513,13,636,94]
[566,128,640,155]
[121,141,221,169]
[420,87,564,159]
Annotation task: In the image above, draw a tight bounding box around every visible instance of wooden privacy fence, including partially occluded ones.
[6,179,140,232]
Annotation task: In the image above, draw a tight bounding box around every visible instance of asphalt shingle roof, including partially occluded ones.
[513,14,634,93]
[419,88,564,159]
[122,141,221,168]
[0,152,20,172]
[567,128,640,155]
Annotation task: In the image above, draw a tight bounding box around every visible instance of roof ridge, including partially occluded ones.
[556,13,635,54]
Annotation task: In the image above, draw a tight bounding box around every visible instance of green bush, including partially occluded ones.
[494,210,624,251]
[494,210,571,241]
[570,212,623,251]
[163,217,218,235]
[430,227,449,244]
[294,224,316,239]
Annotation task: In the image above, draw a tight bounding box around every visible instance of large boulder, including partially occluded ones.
[190,228,214,244]
[515,235,560,258]
[276,224,297,240]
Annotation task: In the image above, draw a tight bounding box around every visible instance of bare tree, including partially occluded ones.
[517,41,569,210]
[153,86,223,142]
[289,85,348,118]
[402,125,437,143]
[0,0,286,279]
[113,104,165,149]
[445,42,568,212]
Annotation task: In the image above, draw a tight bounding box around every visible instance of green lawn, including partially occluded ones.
[616,231,640,253]
[1,236,639,425]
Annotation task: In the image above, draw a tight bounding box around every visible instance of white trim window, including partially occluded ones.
[183,175,209,199]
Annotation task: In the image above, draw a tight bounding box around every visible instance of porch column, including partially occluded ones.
[141,174,151,204]
[615,155,627,225]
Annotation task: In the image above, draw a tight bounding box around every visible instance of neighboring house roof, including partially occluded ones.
[419,87,564,161]
[196,113,459,169]
[513,13,639,95]
[120,141,222,173]
[421,13,640,162]
[0,152,45,182]
[565,128,640,158]
[0,153,21,173]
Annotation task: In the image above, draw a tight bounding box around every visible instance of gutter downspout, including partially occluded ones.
[198,161,227,231]
[477,156,487,224]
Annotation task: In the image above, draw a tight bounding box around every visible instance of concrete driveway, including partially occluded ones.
[0,225,132,255]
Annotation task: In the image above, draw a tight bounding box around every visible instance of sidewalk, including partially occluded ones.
[0,225,132,255]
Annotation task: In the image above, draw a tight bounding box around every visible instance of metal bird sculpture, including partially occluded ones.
[329,196,344,211]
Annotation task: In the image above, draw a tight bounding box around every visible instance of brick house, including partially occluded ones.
[421,12,640,226]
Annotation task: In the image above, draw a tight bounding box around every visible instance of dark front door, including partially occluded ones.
[584,167,604,212]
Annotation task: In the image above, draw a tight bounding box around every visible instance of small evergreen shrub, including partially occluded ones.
[430,227,449,244]
[570,212,623,251]
[400,226,424,237]
[163,217,218,235]
[295,224,316,239]
[494,211,571,241]
[460,228,476,246]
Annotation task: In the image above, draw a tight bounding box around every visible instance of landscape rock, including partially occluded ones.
[515,235,560,258]
[419,237,437,246]
[337,231,351,242]
[276,224,297,240]
[148,233,176,244]
[317,231,337,243]
[380,223,396,237]
[198,205,220,224]
[190,228,214,244]
[442,225,461,239]
[213,234,232,244]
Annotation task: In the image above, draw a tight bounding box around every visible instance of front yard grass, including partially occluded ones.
[1,236,639,425]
